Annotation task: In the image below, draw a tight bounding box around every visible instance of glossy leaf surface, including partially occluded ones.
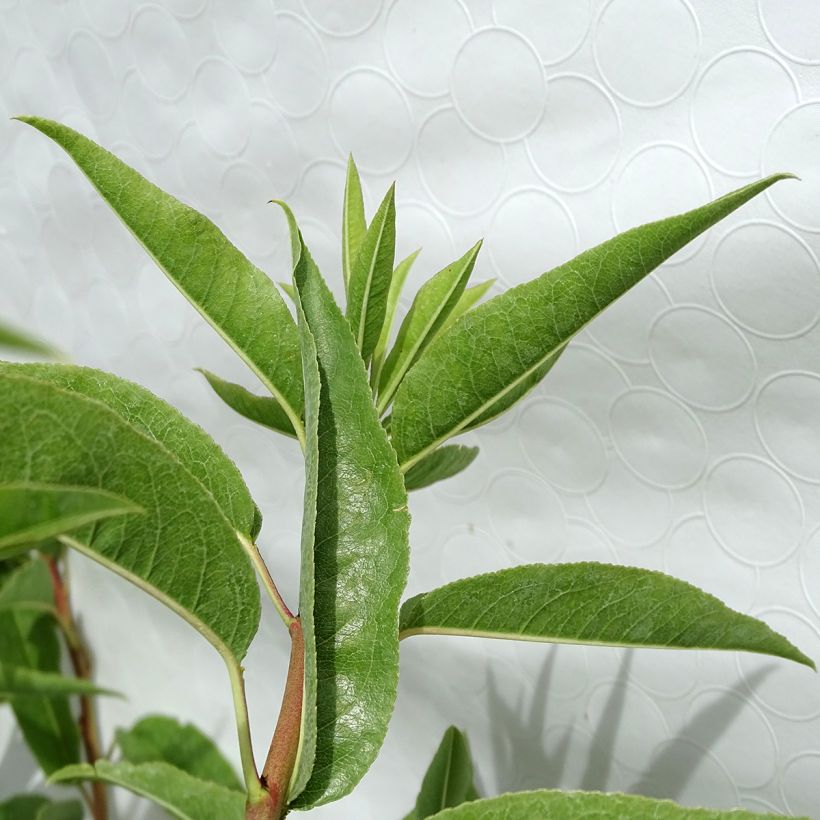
[427,789,806,819]
[412,726,478,819]
[400,563,814,668]
[116,715,242,792]
[284,206,410,807]
[342,155,367,291]
[391,176,793,469]
[51,761,244,820]
[18,116,304,441]
[403,446,479,492]
[0,366,260,661]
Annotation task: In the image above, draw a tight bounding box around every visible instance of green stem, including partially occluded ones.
[237,534,296,629]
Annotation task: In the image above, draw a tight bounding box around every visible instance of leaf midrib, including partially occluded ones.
[356,205,391,352]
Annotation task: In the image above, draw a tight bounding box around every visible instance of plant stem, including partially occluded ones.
[238,534,296,629]
[46,554,108,820]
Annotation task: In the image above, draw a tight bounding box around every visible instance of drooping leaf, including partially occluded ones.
[378,242,482,413]
[0,320,58,358]
[346,184,397,361]
[411,726,479,819]
[0,558,53,616]
[437,279,495,336]
[342,155,367,293]
[0,366,261,662]
[403,446,479,492]
[280,204,410,807]
[0,795,83,820]
[0,662,118,699]
[399,563,814,668]
[50,761,245,820]
[371,249,421,387]
[391,176,794,470]
[0,482,141,555]
[116,715,242,792]
[425,789,806,819]
[17,116,304,443]
[198,369,297,440]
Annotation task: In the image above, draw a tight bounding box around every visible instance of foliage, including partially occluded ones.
[0,116,810,820]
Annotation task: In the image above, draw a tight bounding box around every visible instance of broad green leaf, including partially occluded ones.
[0,558,53,616]
[0,574,78,772]
[116,715,242,792]
[403,446,479,492]
[0,662,118,699]
[346,184,397,361]
[426,789,806,819]
[378,242,482,413]
[412,726,478,819]
[438,279,495,336]
[342,155,367,292]
[371,249,421,387]
[17,116,304,444]
[0,366,261,661]
[282,204,410,807]
[198,368,297,440]
[391,176,793,470]
[399,563,814,668]
[0,320,58,358]
[50,761,244,820]
[0,795,83,820]
[0,482,141,555]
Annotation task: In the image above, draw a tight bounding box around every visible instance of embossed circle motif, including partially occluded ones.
[130,4,192,100]
[759,0,820,65]
[384,0,472,98]
[712,221,820,339]
[704,455,803,567]
[756,372,820,484]
[782,753,820,816]
[526,75,621,192]
[192,58,251,158]
[301,0,382,37]
[450,27,546,143]
[213,0,279,74]
[593,0,699,107]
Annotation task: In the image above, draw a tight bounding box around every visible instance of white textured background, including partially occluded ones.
[1,1,820,817]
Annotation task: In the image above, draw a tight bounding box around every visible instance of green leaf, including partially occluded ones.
[116,715,242,792]
[0,795,83,820]
[425,789,806,819]
[371,249,421,387]
[0,482,141,556]
[280,204,410,807]
[342,155,367,292]
[399,563,814,669]
[346,184,397,361]
[0,320,58,358]
[378,242,482,413]
[50,761,245,820]
[0,558,53,616]
[438,279,495,336]
[0,365,261,662]
[198,369,297,439]
[403,446,479,492]
[391,176,793,470]
[0,662,118,699]
[17,116,304,445]
[413,726,479,819]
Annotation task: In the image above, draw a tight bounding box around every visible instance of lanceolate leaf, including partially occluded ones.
[116,715,242,792]
[0,367,261,662]
[282,205,410,807]
[0,483,141,555]
[0,559,53,616]
[426,789,806,819]
[346,184,397,361]
[378,242,482,413]
[50,761,245,820]
[371,249,421,387]
[0,319,58,358]
[403,446,479,492]
[198,369,297,440]
[17,116,304,443]
[342,155,367,292]
[0,795,83,820]
[438,279,495,336]
[413,726,479,819]
[399,563,814,668]
[0,662,118,699]
[391,176,793,470]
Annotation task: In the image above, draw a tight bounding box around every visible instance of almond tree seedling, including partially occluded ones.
[0,116,813,820]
